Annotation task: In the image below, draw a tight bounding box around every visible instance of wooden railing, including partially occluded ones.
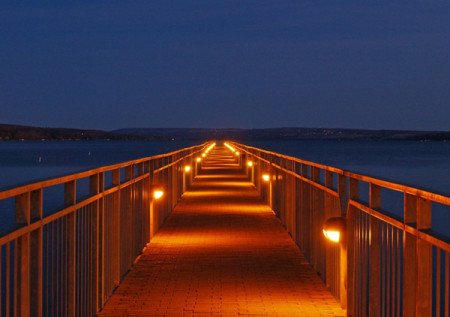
[0,142,209,317]
[232,141,450,317]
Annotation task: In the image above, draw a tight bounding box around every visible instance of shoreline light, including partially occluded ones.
[262,173,270,182]
[247,161,253,167]
[196,157,202,162]
[184,165,191,173]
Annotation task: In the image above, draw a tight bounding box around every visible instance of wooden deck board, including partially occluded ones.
[98,147,346,316]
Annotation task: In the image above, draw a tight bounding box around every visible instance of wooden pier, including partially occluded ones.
[98,146,345,316]
[0,141,448,316]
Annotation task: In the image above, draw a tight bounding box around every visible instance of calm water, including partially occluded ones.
[0,140,448,236]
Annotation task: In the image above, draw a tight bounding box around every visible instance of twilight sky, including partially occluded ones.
[1,1,450,131]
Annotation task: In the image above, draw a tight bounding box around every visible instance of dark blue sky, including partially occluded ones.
[1,1,450,130]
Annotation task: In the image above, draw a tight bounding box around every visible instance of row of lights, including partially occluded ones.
[224,142,240,157]
[248,161,345,244]
[156,145,345,244]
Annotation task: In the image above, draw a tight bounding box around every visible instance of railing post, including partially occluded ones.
[416,197,432,316]
[65,180,76,317]
[112,169,120,286]
[337,174,348,310]
[150,169,159,240]
[30,189,43,317]
[403,193,417,316]
[15,192,30,317]
[89,173,100,315]
[369,184,381,317]
[310,167,322,272]
[346,178,359,316]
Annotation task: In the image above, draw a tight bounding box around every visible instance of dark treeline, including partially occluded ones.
[1,124,449,141]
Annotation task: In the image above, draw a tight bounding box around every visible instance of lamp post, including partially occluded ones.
[262,173,272,208]
[235,151,240,166]
[182,165,191,193]
[149,186,164,240]
[195,156,202,176]
[247,160,254,184]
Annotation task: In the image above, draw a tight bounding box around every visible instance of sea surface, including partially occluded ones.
[0,140,448,236]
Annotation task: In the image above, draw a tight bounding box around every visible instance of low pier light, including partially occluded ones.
[262,173,271,182]
[247,161,253,167]
[203,142,216,155]
[322,217,346,243]
[196,157,202,163]
[184,165,191,173]
[224,142,236,152]
[153,189,164,200]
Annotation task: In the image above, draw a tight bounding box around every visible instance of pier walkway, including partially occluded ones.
[98,146,345,316]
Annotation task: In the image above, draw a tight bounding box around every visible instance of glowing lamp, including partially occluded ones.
[184,165,191,173]
[196,157,202,162]
[202,153,206,158]
[153,189,164,200]
[247,161,253,167]
[322,217,346,243]
[235,151,240,156]
[262,173,270,182]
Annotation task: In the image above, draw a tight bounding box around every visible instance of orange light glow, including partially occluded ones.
[262,174,270,182]
[224,142,236,152]
[196,157,202,162]
[204,143,216,154]
[235,151,240,156]
[184,165,191,173]
[153,190,164,200]
[247,161,253,167]
[323,229,340,243]
[202,153,206,157]
[322,217,346,243]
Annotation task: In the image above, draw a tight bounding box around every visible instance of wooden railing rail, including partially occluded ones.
[0,142,210,317]
[232,141,450,317]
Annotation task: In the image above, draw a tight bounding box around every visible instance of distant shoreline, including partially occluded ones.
[1,123,449,141]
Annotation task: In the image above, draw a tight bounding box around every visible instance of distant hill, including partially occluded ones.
[113,127,450,141]
[0,124,147,141]
[1,124,449,141]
